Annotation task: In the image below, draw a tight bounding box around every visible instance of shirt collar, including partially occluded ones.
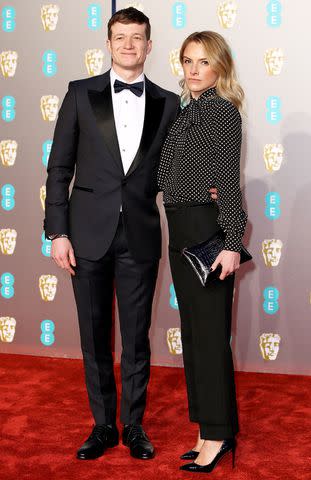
[191,87,217,104]
[110,67,145,86]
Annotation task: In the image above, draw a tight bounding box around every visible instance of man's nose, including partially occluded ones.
[124,38,133,49]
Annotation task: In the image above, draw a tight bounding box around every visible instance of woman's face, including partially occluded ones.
[182,41,218,99]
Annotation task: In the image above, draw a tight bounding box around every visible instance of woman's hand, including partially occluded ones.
[211,250,240,280]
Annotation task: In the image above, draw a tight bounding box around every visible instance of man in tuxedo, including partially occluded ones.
[44,7,179,461]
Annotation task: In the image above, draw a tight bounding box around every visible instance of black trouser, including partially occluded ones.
[72,213,159,426]
[165,202,239,440]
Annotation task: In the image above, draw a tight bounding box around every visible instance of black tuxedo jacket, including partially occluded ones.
[44,70,179,262]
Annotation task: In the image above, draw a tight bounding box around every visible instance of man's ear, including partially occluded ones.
[106,39,111,54]
[146,40,152,55]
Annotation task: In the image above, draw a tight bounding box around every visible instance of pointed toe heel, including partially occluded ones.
[179,439,236,473]
[180,449,199,460]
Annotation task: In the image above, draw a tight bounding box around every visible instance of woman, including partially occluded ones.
[158,31,247,473]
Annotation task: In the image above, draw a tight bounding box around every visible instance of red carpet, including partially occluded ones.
[1,354,310,480]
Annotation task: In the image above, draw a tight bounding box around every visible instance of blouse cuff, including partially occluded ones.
[224,234,243,253]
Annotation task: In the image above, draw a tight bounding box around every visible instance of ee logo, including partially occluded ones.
[266,96,282,125]
[2,6,16,32]
[42,140,53,167]
[41,232,51,257]
[1,96,16,122]
[41,320,55,346]
[87,4,102,31]
[1,184,15,211]
[1,272,14,299]
[266,1,282,28]
[42,50,57,77]
[263,286,279,314]
[172,2,186,29]
[265,192,281,220]
[169,283,178,310]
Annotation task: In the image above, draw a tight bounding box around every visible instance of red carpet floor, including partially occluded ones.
[1,354,310,480]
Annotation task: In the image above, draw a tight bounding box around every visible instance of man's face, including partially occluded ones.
[107,22,152,72]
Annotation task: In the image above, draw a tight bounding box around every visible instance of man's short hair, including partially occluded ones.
[108,7,151,40]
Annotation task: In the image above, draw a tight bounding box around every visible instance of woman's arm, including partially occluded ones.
[210,99,247,279]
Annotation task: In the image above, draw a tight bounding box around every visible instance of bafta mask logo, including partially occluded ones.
[41,4,60,31]
[264,48,284,76]
[217,1,237,29]
[169,49,183,77]
[0,51,18,78]
[0,229,17,255]
[262,239,283,267]
[264,144,284,172]
[0,317,16,343]
[0,140,18,167]
[259,333,281,361]
[39,274,58,301]
[85,49,104,77]
[40,95,59,121]
[125,2,144,11]
[167,327,182,355]
[40,186,46,211]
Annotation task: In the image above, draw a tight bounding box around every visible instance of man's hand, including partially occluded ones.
[209,187,218,200]
[211,250,240,281]
[51,237,76,275]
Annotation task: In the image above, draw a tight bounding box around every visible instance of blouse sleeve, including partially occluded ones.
[211,100,247,252]
[157,129,176,192]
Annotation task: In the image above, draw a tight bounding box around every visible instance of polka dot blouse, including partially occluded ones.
[157,87,247,253]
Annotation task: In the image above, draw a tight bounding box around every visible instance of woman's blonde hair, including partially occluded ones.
[179,31,244,111]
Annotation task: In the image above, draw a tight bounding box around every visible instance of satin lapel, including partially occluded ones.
[88,84,124,174]
[126,90,166,177]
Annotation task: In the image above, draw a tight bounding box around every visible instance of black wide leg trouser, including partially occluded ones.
[165,202,239,440]
[71,213,159,426]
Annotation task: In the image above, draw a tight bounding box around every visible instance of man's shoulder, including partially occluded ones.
[68,71,110,90]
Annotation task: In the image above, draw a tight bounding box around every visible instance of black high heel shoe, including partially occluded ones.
[180,449,199,460]
[180,438,236,473]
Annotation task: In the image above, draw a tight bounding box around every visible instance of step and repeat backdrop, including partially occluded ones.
[0,1,310,375]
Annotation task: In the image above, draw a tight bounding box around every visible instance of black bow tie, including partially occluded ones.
[114,79,144,97]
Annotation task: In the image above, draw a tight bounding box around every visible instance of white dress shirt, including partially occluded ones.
[110,68,145,175]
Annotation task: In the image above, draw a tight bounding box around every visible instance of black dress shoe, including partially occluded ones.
[77,424,119,460]
[180,438,236,473]
[180,449,199,460]
[122,425,155,460]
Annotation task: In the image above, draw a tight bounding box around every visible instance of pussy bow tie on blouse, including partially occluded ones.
[179,99,202,131]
